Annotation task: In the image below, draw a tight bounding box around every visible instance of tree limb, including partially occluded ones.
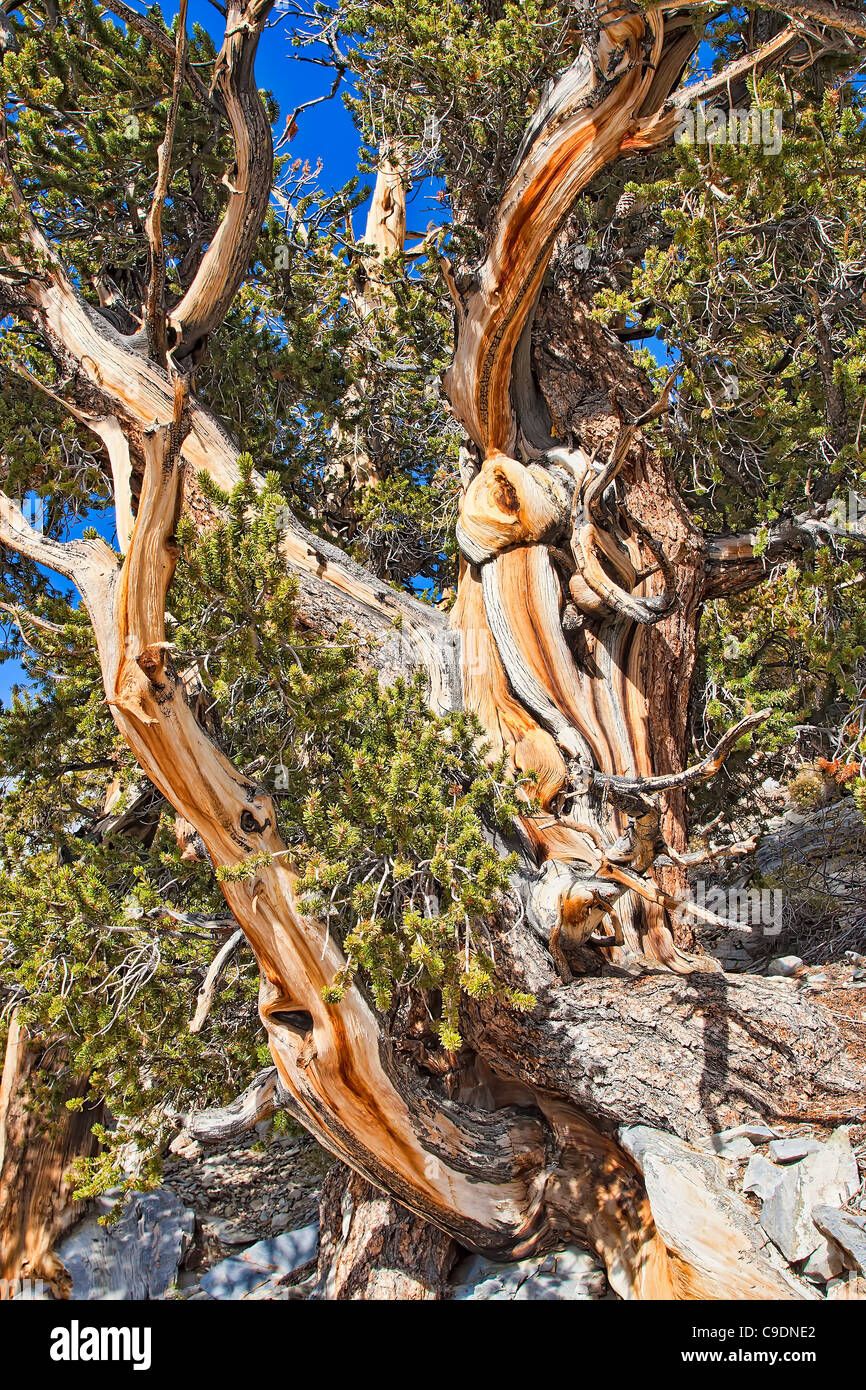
[189,927,244,1033]
[102,0,214,109]
[588,709,771,798]
[704,508,866,598]
[144,0,188,366]
[184,1066,282,1142]
[159,0,276,362]
[648,0,866,41]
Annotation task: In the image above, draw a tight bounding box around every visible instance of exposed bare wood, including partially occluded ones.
[0,1015,101,1296]
[626,24,803,151]
[184,1067,282,1144]
[5,392,834,1297]
[326,149,410,500]
[649,0,866,41]
[9,364,135,551]
[444,10,672,456]
[1,164,454,698]
[589,709,771,798]
[703,506,866,598]
[358,147,408,274]
[620,1127,816,1300]
[189,928,244,1033]
[161,0,276,362]
[3,1,864,1302]
[0,440,662,1285]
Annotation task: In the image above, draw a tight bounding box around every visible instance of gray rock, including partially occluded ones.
[200,1223,319,1300]
[619,1126,811,1298]
[743,1155,786,1201]
[244,1226,320,1270]
[767,955,804,976]
[812,1205,866,1275]
[760,1128,859,1262]
[450,1246,609,1301]
[768,1137,823,1163]
[205,1217,257,1246]
[726,1123,779,1143]
[514,1248,609,1300]
[798,1239,845,1283]
[243,1275,295,1300]
[701,1132,755,1159]
[55,1187,195,1300]
[199,1262,272,1300]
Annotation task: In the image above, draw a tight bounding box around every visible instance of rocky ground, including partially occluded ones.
[29,797,866,1301]
[43,1069,865,1301]
[163,1126,328,1254]
[156,1124,619,1300]
[39,961,866,1300]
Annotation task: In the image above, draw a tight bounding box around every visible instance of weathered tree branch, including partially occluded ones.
[144,0,188,366]
[444,10,674,455]
[184,1067,282,1143]
[189,928,244,1034]
[158,0,275,362]
[588,709,770,798]
[704,507,866,598]
[650,0,866,41]
[3,2,863,1301]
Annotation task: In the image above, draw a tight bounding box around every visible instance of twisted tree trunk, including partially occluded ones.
[1,0,864,1299]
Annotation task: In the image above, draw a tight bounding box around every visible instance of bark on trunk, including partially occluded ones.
[314,1164,458,1301]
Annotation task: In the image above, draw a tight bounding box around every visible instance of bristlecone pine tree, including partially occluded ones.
[1,0,866,1300]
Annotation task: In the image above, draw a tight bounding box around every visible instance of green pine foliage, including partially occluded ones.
[336,0,578,236]
[591,73,866,771]
[170,481,534,1049]
[0,608,262,1194]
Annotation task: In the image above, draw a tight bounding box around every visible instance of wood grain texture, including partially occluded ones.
[0,1016,101,1297]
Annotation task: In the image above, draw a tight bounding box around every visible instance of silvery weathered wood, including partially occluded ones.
[55,1188,195,1300]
